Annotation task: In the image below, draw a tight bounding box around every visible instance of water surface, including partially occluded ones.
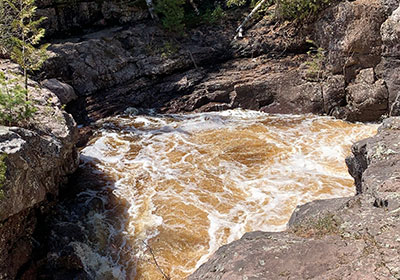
[78,110,377,279]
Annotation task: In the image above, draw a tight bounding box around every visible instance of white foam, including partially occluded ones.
[78,109,378,278]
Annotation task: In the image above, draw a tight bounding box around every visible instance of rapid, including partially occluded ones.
[70,109,377,279]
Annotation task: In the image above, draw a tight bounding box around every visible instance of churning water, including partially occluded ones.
[75,109,377,279]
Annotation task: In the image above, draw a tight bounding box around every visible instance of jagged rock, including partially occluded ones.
[39,0,398,123]
[314,0,387,82]
[36,0,149,37]
[164,55,327,115]
[377,4,400,115]
[43,25,232,99]
[346,117,400,199]
[232,82,274,110]
[344,68,388,121]
[322,75,346,114]
[190,194,400,280]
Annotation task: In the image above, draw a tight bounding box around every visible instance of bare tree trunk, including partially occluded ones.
[235,0,268,38]
[188,0,199,15]
[145,0,158,20]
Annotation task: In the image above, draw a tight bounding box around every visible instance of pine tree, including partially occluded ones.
[0,0,14,56]
[5,0,49,92]
[0,71,36,126]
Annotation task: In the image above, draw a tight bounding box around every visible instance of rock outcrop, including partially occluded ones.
[0,60,79,279]
[189,117,400,280]
[378,4,400,115]
[38,0,399,124]
[36,0,148,37]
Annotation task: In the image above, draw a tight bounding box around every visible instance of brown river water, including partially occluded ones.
[75,109,377,279]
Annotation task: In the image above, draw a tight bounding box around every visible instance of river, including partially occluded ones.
[68,109,377,279]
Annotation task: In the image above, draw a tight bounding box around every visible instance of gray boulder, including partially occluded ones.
[42,78,78,104]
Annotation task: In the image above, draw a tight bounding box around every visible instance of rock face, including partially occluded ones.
[378,4,400,115]
[344,68,388,121]
[39,0,400,124]
[36,0,148,37]
[189,117,400,279]
[0,60,78,279]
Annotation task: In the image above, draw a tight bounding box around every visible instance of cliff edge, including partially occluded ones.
[0,60,78,279]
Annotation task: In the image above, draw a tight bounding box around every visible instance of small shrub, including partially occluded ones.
[203,4,225,24]
[5,0,49,90]
[276,0,333,21]
[305,39,325,81]
[291,213,341,238]
[160,41,179,59]
[226,0,247,7]
[0,71,37,126]
[155,0,186,34]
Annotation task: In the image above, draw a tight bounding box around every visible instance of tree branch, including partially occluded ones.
[142,241,171,280]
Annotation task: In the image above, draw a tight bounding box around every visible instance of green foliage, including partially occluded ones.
[276,0,333,21]
[292,213,341,238]
[5,0,49,89]
[305,39,325,81]
[160,41,178,59]
[202,4,225,24]
[0,153,6,200]
[0,71,37,126]
[226,0,247,7]
[0,0,14,57]
[155,0,186,33]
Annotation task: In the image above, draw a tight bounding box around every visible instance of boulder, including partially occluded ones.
[344,68,388,121]
[42,78,78,104]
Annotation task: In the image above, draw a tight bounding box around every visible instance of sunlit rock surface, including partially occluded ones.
[0,60,78,279]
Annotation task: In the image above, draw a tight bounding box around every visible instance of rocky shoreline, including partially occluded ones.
[1,0,400,278]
